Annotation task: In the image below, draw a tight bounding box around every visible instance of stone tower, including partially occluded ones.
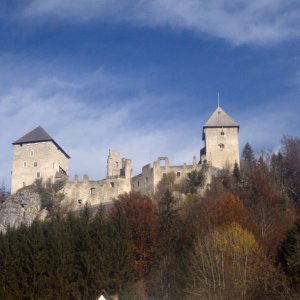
[200,106,239,170]
[11,126,70,194]
[107,149,132,179]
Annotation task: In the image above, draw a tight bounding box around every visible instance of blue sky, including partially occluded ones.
[0,0,300,188]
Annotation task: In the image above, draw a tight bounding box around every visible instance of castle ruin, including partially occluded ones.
[11,105,240,205]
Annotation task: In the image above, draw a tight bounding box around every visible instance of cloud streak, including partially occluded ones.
[0,54,299,190]
[15,0,300,45]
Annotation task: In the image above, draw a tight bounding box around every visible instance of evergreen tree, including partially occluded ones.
[109,203,135,297]
[185,164,207,194]
[277,218,300,289]
[19,221,49,299]
[154,190,182,300]
[87,208,112,299]
[46,215,79,299]
[242,142,255,162]
[233,161,241,181]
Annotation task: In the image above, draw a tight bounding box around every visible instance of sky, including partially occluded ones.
[0,0,300,189]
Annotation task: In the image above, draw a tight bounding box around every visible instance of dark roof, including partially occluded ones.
[13,126,70,159]
[204,106,239,128]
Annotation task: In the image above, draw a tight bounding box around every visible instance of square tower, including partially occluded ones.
[11,126,70,194]
[200,106,239,170]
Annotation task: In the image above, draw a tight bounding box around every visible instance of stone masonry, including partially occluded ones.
[10,106,240,205]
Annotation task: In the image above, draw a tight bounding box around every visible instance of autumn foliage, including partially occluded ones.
[0,137,299,299]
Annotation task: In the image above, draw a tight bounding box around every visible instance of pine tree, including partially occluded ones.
[233,161,241,181]
[109,203,135,297]
[277,218,300,288]
[46,215,79,299]
[154,190,182,300]
[242,142,255,162]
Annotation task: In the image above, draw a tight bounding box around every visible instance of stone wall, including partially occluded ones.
[63,175,131,207]
[11,141,69,194]
[132,156,199,196]
[63,150,132,207]
[202,127,239,170]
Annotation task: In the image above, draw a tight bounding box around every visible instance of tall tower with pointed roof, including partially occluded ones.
[200,106,239,170]
[11,126,70,194]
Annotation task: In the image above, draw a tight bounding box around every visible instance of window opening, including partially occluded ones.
[34,162,38,167]
[90,188,96,195]
[110,182,115,188]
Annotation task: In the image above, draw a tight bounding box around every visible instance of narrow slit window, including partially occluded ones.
[23,161,27,168]
[34,162,38,167]
[30,150,34,157]
[177,172,181,177]
[37,172,41,178]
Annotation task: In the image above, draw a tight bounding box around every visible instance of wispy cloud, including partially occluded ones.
[0,57,200,189]
[0,55,299,189]
[15,0,300,45]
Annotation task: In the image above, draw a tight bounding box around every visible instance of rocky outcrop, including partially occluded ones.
[0,187,47,233]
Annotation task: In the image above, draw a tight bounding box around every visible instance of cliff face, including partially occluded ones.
[0,187,46,233]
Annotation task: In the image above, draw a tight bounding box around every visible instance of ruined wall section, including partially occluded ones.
[63,150,132,207]
[63,175,131,207]
[132,156,198,196]
[11,142,69,194]
[107,150,132,179]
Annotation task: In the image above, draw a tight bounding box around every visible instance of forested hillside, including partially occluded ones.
[0,136,299,299]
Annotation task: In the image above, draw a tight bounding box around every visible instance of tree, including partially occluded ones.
[187,224,259,299]
[277,218,300,289]
[281,136,300,208]
[116,192,158,279]
[151,190,183,300]
[233,161,241,181]
[45,215,79,299]
[34,179,65,215]
[242,142,255,162]
[184,164,207,194]
[109,202,135,297]
[215,193,246,227]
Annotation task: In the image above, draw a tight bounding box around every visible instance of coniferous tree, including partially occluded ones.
[46,215,79,299]
[87,208,112,299]
[242,142,255,162]
[277,218,300,289]
[19,221,49,299]
[233,161,241,181]
[109,202,135,298]
[154,190,182,300]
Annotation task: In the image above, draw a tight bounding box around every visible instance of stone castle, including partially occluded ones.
[11,106,240,205]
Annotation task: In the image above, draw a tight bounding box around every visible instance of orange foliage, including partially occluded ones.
[216,193,246,227]
[116,192,158,278]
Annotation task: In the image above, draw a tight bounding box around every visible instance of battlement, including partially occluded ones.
[132,155,199,195]
[11,105,240,203]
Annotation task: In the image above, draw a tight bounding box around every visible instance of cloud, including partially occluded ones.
[0,54,299,191]
[0,57,200,190]
[16,0,300,45]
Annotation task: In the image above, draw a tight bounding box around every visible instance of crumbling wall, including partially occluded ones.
[132,156,199,196]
